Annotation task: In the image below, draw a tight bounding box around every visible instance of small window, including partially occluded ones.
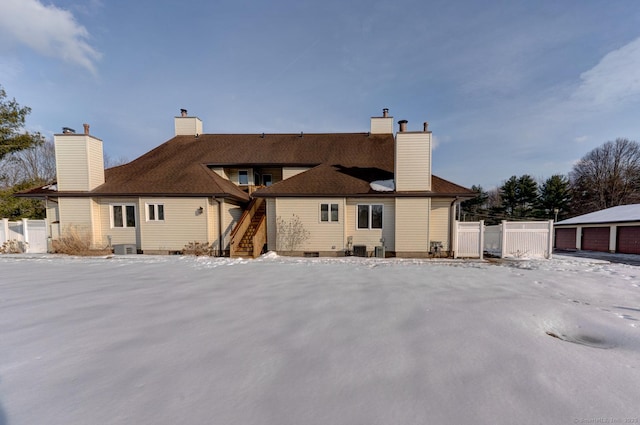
[112,204,136,228]
[320,203,339,222]
[357,204,383,229]
[262,174,272,186]
[238,170,248,185]
[147,204,165,221]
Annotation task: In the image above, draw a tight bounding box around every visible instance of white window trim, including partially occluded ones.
[320,203,340,223]
[146,203,165,222]
[110,203,137,228]
[356,204,383,230]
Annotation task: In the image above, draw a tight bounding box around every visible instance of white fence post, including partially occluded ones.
[501,220,507,258]
[1,218,8,244]
[453,220,459,259]
[547,219,554,259]
[22,218,29,251]
[479,220,484,260]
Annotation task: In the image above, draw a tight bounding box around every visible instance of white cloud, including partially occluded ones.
[574,135,588,143]
[572,37,640,108]
[0,0,101,74]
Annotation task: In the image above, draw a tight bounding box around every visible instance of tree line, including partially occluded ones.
[462,138,640,224]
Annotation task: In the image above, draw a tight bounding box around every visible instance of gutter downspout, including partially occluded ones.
[213,198,224,257]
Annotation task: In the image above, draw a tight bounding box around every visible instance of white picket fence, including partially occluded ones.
[0,218,48,253]
[453,220,554,259]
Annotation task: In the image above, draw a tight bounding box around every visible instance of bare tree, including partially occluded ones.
[0,140,56,188]
[104,152,129,169]
[570,138,640,214]
[276,214,310,251]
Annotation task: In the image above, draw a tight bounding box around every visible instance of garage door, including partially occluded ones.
[617,226,640,254]
[555,228,576,249]
[581,227,610,252]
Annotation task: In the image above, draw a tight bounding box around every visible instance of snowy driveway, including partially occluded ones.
[1,254,639,425]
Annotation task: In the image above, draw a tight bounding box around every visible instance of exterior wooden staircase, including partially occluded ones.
[230,198,267,258]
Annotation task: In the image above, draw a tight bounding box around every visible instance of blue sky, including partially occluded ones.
[1,0,640,189]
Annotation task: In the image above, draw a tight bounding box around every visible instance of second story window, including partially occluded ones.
[238,170,248,185]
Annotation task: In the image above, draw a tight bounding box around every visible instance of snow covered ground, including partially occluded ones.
[1,253,639,425]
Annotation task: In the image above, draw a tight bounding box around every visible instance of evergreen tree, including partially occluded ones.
[0,85,44,161]
[538,174,571,220]
[499,175,538,219]
[460,185,488,221]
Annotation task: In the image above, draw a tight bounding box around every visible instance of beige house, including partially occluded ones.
[23,109,473,257]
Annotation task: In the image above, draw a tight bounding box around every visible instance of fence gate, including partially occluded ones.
[1,218,48,253]
[453,221,484,259]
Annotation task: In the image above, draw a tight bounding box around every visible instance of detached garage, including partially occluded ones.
[555,204,640,254]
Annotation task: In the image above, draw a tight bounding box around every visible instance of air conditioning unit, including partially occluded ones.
[114,244,137,255]
[375,246,385,258]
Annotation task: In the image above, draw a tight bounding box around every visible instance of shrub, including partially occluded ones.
[276,214,310,251]
[52,226,110,256]
[182,241,213,256]
[0,239,26,254]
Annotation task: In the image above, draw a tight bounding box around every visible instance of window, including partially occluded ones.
[357,204,383,229]
[147,204,164,221]
[320,203,339,222]
[262,174,272,186]
[238,170,248,185]
[112,204,136,228]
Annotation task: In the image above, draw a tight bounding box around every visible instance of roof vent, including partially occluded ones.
[383,108,389,117]
[398,120,408,132]
[180,109,188,117]
[83,123,90,135]
[62,127,76,134]
[423,122,429,132]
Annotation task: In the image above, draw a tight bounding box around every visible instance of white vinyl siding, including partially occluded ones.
[137,197,210,252]
[97,198,138,247]
[223,204,244,250]
[430,199,452,251]
[370,117,393,134]
[57,197,100,247]
[346,198,395,251]
[87,138,105,190]
[54,134,104,191]
[395,198,430,253]
[174,116,203,136]
[395,132,431,191]
[275,198,345,252]
[282,167,310,180]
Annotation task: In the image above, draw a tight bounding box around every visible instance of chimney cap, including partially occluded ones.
[83,123,90,135]
[180,108,188,117]
[383,108,389,117]
[62,127,76,134]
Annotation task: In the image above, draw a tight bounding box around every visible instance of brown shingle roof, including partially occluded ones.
[18,132,473,199]
[96,132,394,199]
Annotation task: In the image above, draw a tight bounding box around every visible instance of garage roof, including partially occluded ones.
[556,204,640,225]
